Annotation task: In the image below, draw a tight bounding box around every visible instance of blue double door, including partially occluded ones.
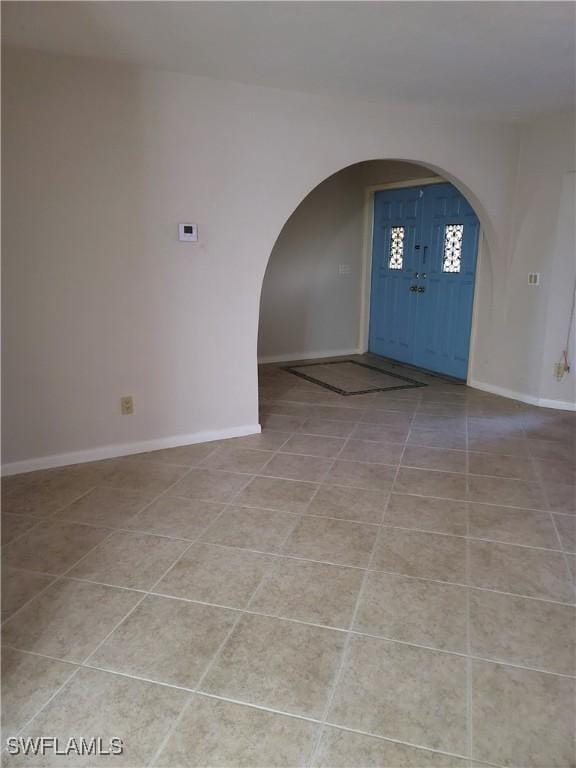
[369,182,479,380]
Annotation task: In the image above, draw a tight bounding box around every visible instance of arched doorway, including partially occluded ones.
[258,160,491,396]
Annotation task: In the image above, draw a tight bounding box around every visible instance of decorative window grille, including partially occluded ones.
[442,224,463,273]
[388,227,404,269]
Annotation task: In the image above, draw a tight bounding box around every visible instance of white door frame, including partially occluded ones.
[358,176,484,384]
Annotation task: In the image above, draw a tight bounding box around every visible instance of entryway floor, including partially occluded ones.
[2,354,575,767]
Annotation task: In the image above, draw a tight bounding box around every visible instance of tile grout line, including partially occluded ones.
[306,400,416,767]
[3,461,238,745]
[465,397,474,763]
[3,371,574,766]
[1,464,217,628]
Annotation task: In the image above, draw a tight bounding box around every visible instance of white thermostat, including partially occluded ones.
[178,223,198,242]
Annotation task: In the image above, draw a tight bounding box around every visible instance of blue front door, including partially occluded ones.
[369,182,479,379]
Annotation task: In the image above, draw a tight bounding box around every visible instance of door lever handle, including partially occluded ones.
[409,285,418,292]
[417,286,426,293]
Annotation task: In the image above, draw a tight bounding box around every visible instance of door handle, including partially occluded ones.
[409,285,418,292]
[417,286,426,293]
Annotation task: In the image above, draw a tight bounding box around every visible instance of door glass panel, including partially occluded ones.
[442,224,463,272]
[388,226,404,269]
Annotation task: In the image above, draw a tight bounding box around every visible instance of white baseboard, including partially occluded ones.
[469,380,576,411]
[258,348,362,364]
[1,424,262,477]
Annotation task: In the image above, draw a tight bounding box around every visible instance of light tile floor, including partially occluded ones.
[1,355,575,767]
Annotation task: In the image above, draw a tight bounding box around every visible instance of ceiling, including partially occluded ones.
[2,1,575,121]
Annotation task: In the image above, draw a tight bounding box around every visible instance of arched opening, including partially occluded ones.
[257,159,493,417]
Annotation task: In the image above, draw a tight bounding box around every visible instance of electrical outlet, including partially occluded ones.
[120,396,134,415]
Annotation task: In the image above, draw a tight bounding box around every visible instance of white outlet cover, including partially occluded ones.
[178,223,198,242]
[339,264,352,275]
[528,272,540,285]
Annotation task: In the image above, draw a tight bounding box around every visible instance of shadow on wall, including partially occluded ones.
[257,160,446,363]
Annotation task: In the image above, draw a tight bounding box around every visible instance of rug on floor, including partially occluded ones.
[283,360,428,395]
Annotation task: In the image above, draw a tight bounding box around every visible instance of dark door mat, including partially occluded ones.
[283,360,427,396]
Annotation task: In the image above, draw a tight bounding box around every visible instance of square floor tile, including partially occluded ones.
[55,486,155,527]
[534,457,576,486]
[234,477,318,513]
[469,589,575,675]
[354,571,467,652]
[313,405,365,423]
[169,468,249,503]
[468,452,534,480]
[1,567,55,622]
[2,579,140,662]
[155,543,274,608]
[468,476,546,509]
[156,694,318,768]
[1,648,76,739]
[554,513,576,552]
[339,440,404,465]
[468,503,560,549]
[201,446,274,474]
[407,428,467,450]
[313,726,468,768]
[411,414,466,432]
[300,417,357,438]
[371,528,466,583]
[259,453,333,482]
[90,595,237,688]
[393,468,468,501]
[472,660,575,767]
[468,539,574,602]
[281,434,347,457]
[3,667,187,768]
[250,557,364,628]
[1,514,40,545]
[543,481,576,513]
[67,531,189,589]
[567,553,576,586]
[201,613,345,718]
[282,516,378,567]
[468,435,530,455]
[384,494,468,536]
[200,506,298,553]
[353,423,410,443]
[327,635,467,755]
[402,446,467,474]
[126,496,225,539]
[102,460,189,495]
[224,431,292,451]
[1,484,92,519]
[361,410,413,429]
[2,521,111,575]
[261,413,304,431]
[325,460,396,492]
[306,485,387,524]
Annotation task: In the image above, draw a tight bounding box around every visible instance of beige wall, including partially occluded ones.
[3,47,571,472]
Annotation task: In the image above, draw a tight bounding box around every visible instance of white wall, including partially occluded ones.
[469,110,576,407]
[6,46,569,472]
[258,161,436,361]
